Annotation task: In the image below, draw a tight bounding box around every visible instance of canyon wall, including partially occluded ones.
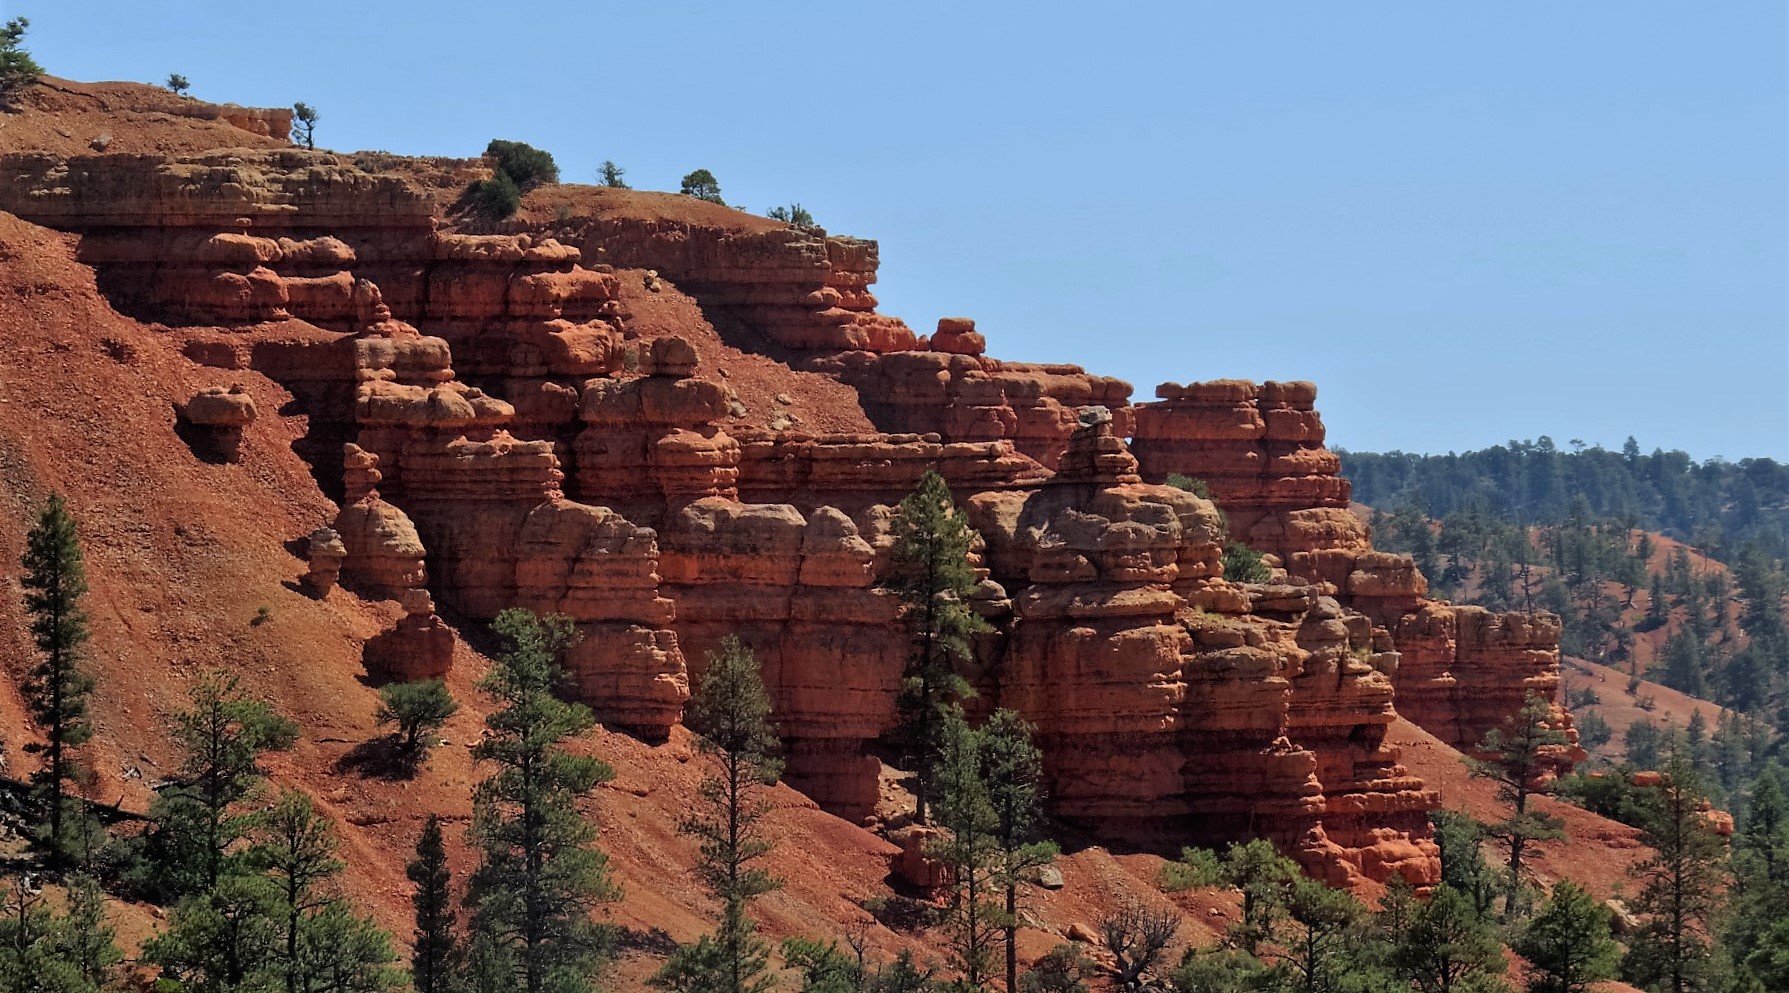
[0,146,1582,886]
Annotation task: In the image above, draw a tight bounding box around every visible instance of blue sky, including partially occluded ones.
[20,2,1787,459]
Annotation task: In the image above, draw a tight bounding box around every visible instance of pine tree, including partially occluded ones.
[145,873,284,993]
[1280,877,1365,993]
[661,636,783,993]
[53,874,121,991]
[929,709,1001,989]
[139,669,298,898]
[1513,881,1619,993]
[19,494,96,860]
[259,789,346,993]
[882,470,987,824]
[0,877,85,993]
[376,678,459,761]
[1389,884,1507,993]
[409,815,458,993]
[979,709,1057,993]
[1471,693,1568,918]
[0,18,42,100]
[1624,753,1728,993]
[464,609,618,993]
[1162,840,1299,955]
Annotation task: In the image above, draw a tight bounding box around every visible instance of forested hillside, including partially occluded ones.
[1342,438,1789,777]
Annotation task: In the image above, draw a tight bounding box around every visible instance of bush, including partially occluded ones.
[464,170,521,220]
[463,139,558,220]
[376,679,458,757]
[1165,474,1211,499]
[598,160,629,188]
[1555,770,1654,828]
[0,18,42,100]
[165,73,190,95]
[1223,542,1272,583]
[767,203,817,229]
[1577,710,1614,749]
[680,169,724,204]
[485,139,559,189]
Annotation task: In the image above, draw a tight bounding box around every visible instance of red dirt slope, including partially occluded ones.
[0,77,291,156]
[1391,717,1650,900]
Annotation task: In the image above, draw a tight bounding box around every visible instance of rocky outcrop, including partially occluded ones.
[180,385,256,462]
[364,589,455,682]
[806,350,1134,470]
[560,209,917,353]
[0,144,1575,887]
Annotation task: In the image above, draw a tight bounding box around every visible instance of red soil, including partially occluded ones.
[611,268,875,435]
[520,184,790,235]
[0,77,291,156]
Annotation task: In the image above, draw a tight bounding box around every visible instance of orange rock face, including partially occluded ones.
[0,147,1581,888]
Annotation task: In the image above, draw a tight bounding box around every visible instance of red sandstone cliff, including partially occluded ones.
[0,84,1583,896]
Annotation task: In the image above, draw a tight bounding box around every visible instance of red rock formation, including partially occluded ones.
[180,385,256,462]
[807,350,1134,470]
[0,145,1567,887]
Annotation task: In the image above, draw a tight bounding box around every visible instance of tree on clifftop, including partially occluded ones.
[0,18,42,101]
[881,469,987,825]
[680,169,725,205]
[20,493,97,863]
[1471,692,1569,919]
[291,102,318,149]
[463,609,618,993]
[165,73,191,95]
[598,160,629,188]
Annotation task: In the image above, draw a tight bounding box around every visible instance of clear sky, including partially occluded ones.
[19,1,1788,460]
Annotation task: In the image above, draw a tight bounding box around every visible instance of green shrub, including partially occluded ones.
[1165,473,1211,499]
[598,160,629,188]
[768,203,817,229]
[485,139,559,189]
[464,170,521,219]
[1223,541,1271,583]
[165,73,191,95]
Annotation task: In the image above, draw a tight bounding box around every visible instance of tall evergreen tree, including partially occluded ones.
[980,709,1058,993]
[659,636,783,993]
[259,789,346,993]
[0,877,86,993]
[929,709,1001,990]
[53,874,121,991]
[1624,754,1728,993]
[140,669,299,898]
[882,470,987,825]
[409,815,458,993]
[1280,876,1365,993]
[464,609,618,993]
[1471,693,1569,918]
[1513,881,1619,993]
[19,494,96,859]
[1162,840,1298,955]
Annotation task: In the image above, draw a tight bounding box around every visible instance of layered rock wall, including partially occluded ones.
[0,145,1580,886]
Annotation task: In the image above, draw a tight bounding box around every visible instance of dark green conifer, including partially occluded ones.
[20,494,96,859]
